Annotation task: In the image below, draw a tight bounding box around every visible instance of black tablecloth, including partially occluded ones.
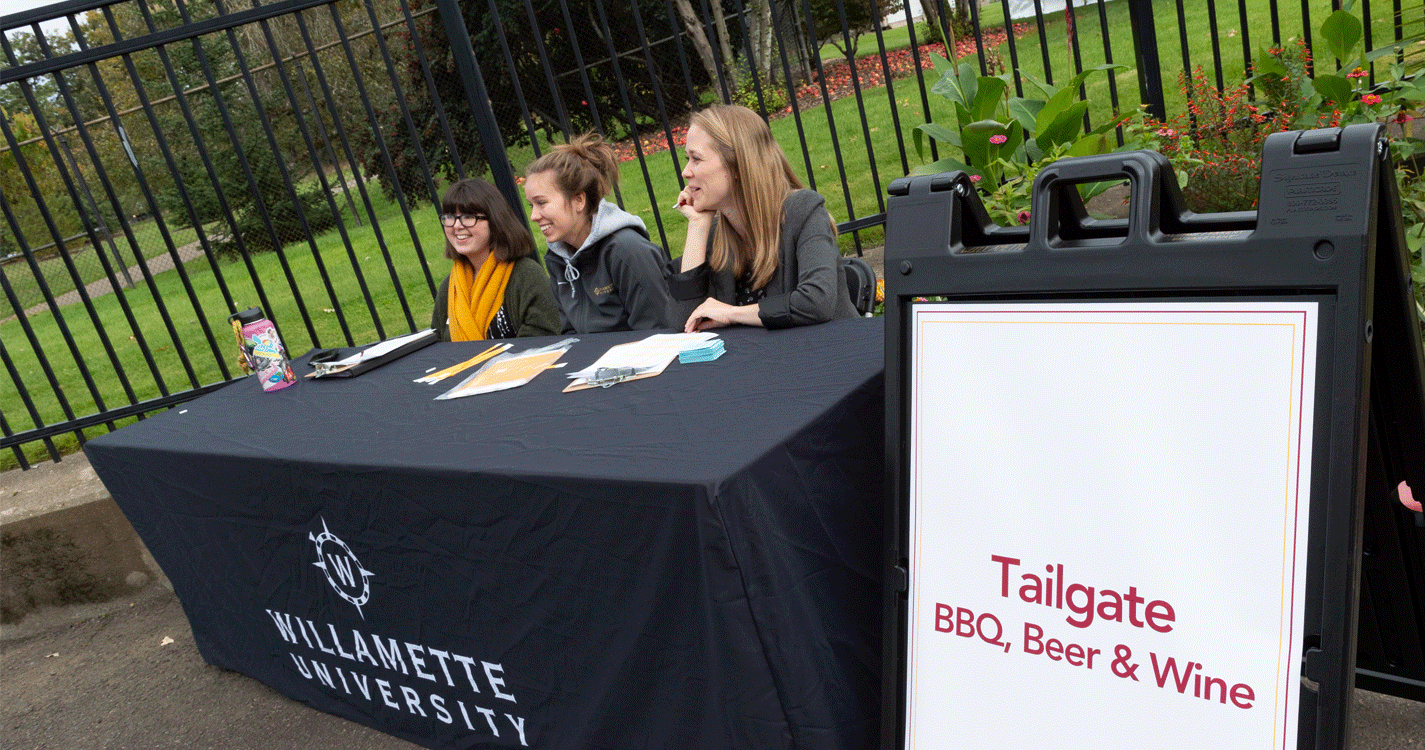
[85,318,885,750]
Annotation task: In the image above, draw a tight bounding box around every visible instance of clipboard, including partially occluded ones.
[563,333,717,392]
[306,329,438,379]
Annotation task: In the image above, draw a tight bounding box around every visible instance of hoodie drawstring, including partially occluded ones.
[563,263,580,297]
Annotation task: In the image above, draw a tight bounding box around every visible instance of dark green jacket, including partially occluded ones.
[431,255,561,340]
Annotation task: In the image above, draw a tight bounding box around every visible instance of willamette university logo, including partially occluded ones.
[309,518,375,619]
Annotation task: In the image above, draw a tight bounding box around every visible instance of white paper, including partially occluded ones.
[566,332,717,380]
[904,301,1318,750]
[330,329,435,366]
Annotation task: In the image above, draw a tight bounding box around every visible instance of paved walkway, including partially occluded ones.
[19,239,208,319]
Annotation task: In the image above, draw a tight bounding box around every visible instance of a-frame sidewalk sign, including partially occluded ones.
[881,123,1425,750]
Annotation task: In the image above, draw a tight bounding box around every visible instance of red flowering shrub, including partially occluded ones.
[1145,68,1330,212]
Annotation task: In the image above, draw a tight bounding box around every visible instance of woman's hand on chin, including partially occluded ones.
[674,188,715,224]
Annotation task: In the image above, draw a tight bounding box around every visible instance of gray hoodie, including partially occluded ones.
[542,200,677,334]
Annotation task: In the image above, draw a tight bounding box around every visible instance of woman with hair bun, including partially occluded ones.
[524,133,676,333]
[671,104,857,331]
[431,177,560,341]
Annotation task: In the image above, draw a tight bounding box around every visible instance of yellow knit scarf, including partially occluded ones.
[448,255,514,341]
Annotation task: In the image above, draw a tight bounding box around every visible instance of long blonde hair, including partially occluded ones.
[524,133,620,217]
[691,105,804,290]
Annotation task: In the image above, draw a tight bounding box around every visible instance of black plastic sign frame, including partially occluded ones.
[882,123,1425,749]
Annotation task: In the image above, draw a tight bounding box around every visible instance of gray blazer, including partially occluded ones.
[668,190,858,329]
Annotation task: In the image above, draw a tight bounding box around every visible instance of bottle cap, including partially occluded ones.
[229,307,264,325]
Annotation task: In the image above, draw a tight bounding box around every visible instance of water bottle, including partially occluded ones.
[229,307,296,392]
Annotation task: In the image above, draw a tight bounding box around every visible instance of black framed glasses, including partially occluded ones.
[440,213,487,227]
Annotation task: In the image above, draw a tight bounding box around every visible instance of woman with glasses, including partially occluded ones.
[524,133,675,333]
[431,178,560,341]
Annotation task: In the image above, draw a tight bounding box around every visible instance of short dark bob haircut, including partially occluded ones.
[440,178,535,263]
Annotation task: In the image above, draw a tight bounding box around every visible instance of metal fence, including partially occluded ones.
[3,0,1421,467]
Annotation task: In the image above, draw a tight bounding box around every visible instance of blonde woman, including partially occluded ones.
[671,104,857,331]
[431,178,560,341]
[524,134,676,333]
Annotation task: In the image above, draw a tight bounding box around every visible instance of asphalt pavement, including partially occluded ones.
[2,578,1422,749]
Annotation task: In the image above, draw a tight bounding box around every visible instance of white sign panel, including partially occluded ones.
[905,301,1318,749]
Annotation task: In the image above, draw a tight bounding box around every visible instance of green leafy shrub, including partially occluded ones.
[911,58,1133,223]
[217,184,339,257]
[731,80,788,116]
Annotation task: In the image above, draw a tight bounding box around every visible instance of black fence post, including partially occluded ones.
[1125,0,1166,121]
[434,0,524,218]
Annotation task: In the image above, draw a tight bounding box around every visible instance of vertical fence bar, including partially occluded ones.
[866,0,910,178]
[396,3,466,193]
[624,0,685,247]
[0,45,157,411]
[159,1,283,336]
[323,5,441,309]
[1093,0,1123,145]
[1125,0,1166,121]
[794,0,857,238]
[133,0,250,333]
[1237,0,1254,98]
[297,10,437,302]
[765,0,820,180]
[357,0,444,211]
[170,0,322,348]
[900,0,938,164]
[586,0,665,243]
[1029,0,1054,84]
[0,337,56,464]
[23,35,175,403]
[0,408,35,469]
[525,0,573,144]
[1360,0,1373,81]
[1206,0,1225,90]
[1173,0,1193,117]
[56,133,132,289]
[969,0,990,76]
[834,0,884,215]
[1066,2,1089,132]
[694,0,732,102]
[250,11,389,340]
[998,0,1024,96]
[0,245,88,450]
[63,21,205,389]
[483,0,544,163]
[294,61,361,227]
[211,0,356,349]
[434,0,523,216]
[96,5,234,379]
[658,0,702,118]
[555,0,610,141]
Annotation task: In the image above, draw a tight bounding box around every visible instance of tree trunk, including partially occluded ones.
[671,0,721,89]
[757,0,774,84]
[921,0,941,37]
[713,3,736,85]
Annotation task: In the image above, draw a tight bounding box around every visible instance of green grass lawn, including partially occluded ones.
[5,0,1422,469]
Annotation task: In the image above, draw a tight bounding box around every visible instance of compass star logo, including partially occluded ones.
[308,518,375,619]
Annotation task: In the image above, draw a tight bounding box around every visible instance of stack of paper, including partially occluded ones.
[565,332,718,391]
[678,338,725,363]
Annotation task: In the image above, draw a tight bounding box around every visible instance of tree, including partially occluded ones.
[362,0,709,201]
[809,0,903,60]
